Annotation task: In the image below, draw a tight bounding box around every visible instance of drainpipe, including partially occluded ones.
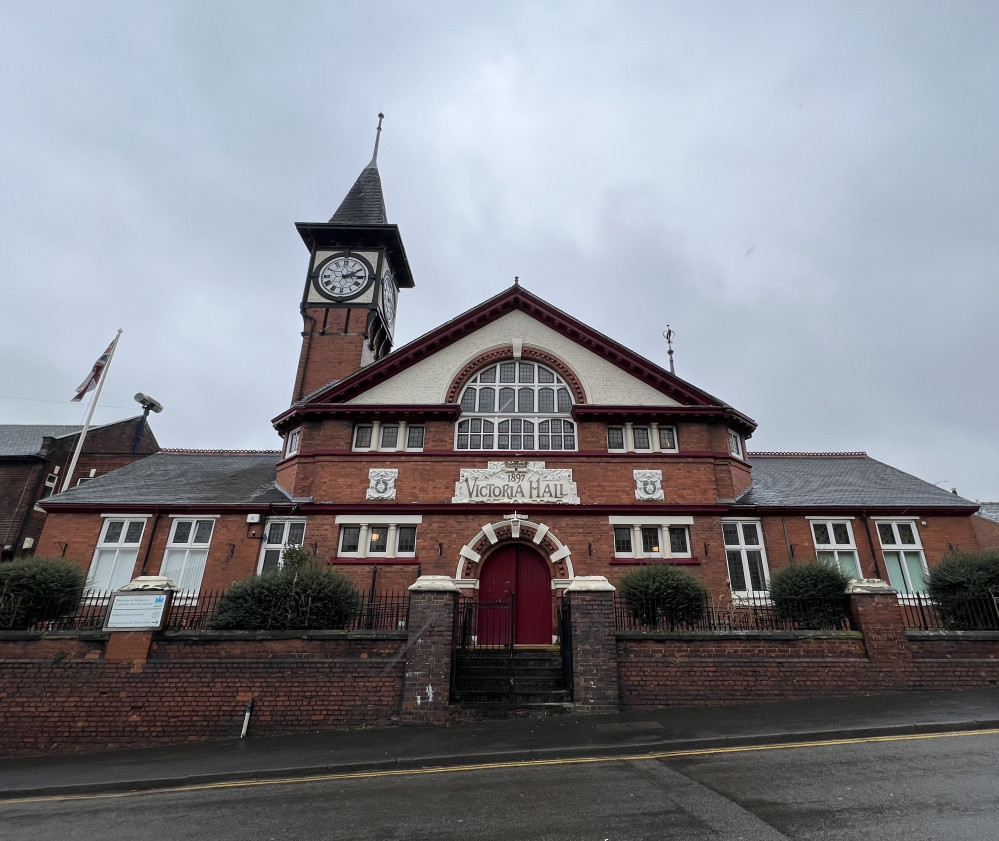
[139,508,164,575]
[859,511,882,579]
[9,457,51,558]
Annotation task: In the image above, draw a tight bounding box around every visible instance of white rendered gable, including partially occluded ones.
[346,310,683,406]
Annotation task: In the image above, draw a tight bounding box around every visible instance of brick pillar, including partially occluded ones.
[566,576,619,713]
[848,579,914,685]
[400,575,459,724]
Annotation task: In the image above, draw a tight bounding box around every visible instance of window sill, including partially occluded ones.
[329,556,420,565]
[610,557,700,566]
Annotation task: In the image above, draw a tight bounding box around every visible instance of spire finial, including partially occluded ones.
[663,325,676,375]
[369,112,384,167]
[514,276,520,286]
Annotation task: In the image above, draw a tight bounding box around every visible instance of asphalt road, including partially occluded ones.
[4,731,998,840]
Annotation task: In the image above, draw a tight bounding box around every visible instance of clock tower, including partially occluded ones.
[291,114,414,402]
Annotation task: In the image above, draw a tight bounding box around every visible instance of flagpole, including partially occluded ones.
[62,329,123,493]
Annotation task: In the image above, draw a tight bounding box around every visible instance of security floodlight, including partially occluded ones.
[134,393,164,413]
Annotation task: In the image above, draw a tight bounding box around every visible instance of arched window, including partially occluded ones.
[455,361,577,451]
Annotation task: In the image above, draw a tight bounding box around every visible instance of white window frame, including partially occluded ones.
[257,517,307,574]
[352,424,373,451]
[807,517,862,579]
[285,428,301,457]
[874,519,928,595]
[352,422,425,452]
[607,423,678,454]
[404,424,425,451]
[728,430,744,459]
[35,470,61,511]
[160,516,217,595]
[608,516,693,560]
[87,516,149,594]
[722,519,770,597]
[455,360,577,452]
[334,514,422,560]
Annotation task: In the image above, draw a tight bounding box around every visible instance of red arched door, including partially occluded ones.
[478,545,552,645]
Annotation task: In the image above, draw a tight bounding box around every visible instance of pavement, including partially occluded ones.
[2,687,998,800]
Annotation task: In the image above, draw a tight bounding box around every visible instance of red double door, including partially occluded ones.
[478,545,553,645]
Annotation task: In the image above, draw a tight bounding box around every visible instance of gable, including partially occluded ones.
[345,309,684,407]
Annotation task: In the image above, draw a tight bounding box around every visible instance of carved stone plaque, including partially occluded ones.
[366,468,398,500]
[634,469,664,501]
[453,461,579,504]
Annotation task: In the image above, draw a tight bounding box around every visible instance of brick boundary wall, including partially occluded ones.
[0,632,407,757]
[5,580,999,757]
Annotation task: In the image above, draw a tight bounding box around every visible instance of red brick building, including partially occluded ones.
[1,418,158,561]
[38,145,982,635]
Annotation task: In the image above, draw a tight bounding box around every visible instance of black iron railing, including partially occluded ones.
[615,593,855,632]
[2,589,409,633]
[901,592,999,631]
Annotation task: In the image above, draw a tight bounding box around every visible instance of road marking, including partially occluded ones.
[5,727,999,805]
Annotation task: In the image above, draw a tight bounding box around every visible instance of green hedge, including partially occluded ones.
[0,557,86,631]
[210,554,361,631]
[769,560,852,629]
[618,564,708,629]
[926,550,999,629]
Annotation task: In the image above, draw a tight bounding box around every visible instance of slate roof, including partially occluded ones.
[976,503,999,524]
[41,451,289,507]
[0,424,83,456]
[329,164,387,225]
[739,453,979,510]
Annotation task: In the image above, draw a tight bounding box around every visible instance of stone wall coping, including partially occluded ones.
[907,630,999,641]
[0,630,109,641]
[408,575,461,593]
[847,578,897,594]
[565,575,616,592]
[616,630,864,642]
[121,576,180,592]
[159,630,409,641]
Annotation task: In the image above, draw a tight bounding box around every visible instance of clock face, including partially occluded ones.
[316,254,371,299]
[380,269,397,330]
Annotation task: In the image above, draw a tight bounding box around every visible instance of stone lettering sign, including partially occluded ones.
[453,461,579,504]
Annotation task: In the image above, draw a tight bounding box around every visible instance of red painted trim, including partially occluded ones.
[328,556,420,565]
[573,405,756,435]
[610,557,702,566]
[274,404,460,430]
[282,448,736,460]
[273,286,756,427]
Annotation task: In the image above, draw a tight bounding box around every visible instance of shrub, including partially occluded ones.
[769,560,852,629]
[926,550,999,630]
[0,557,86,631]
[210,555,361,631]
[618,564,708,629]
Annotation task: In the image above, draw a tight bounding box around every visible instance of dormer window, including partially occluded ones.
[455,361,576,451]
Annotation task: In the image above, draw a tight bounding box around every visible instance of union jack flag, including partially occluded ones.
[71,337,117,402]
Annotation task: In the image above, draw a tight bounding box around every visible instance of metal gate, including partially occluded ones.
[450,594,574,703]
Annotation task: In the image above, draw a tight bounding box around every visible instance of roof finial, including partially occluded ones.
[369,112,384,167]
[663,325,676,375]
[514,275,520,286]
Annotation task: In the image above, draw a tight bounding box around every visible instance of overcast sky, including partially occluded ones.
[2,1,998,501]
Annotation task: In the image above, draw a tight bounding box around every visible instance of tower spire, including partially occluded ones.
[664,326,676,375]
[369,112,384,168]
